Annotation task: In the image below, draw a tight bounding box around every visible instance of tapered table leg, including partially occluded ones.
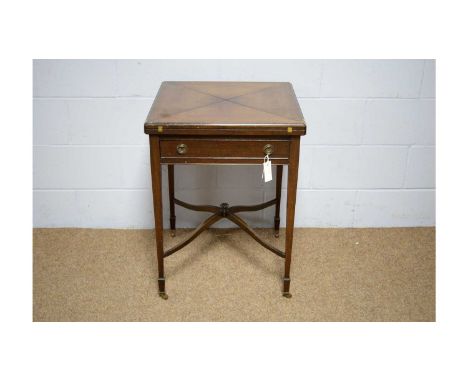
[283,137,300,298]
[274,165,283,237]
[150,136,168,300]
[168,164,176,237]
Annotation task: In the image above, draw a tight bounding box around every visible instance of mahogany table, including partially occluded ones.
[144,81,306,299]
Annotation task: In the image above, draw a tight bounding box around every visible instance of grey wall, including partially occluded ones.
[33,59,435,228]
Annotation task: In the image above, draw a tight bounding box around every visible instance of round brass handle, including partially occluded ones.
[263,144,274,156]
[176,143,187,155]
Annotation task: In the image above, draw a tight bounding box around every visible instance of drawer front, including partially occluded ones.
[160,139,290,159]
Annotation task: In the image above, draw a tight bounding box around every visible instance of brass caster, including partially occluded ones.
[170,231,176,237]
[159,292,169,300]
[282,292,292,298]
[274,232,279,238]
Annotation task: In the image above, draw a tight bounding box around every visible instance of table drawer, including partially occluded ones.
[160,139,290,159]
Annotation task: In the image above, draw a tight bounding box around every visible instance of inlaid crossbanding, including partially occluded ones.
[147,81,305,125]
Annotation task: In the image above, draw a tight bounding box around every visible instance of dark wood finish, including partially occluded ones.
[283,137,300,298]
[164,213,222,258]
[229,198,277,213]
[165,198,285,259]
[164,200,286,259]
[168,165,176,237]
[149,135,167,299]
[147,127,305,136]
[160,138,290,160]
[161,157,289,165]
[144,81,306,137]
[145,81,306,299]
[274,165,283,237]
[173,198,219,213]
[226,213,285,258]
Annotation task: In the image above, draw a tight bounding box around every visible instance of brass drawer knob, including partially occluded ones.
[263,144,274,156]
[176,143,188,155]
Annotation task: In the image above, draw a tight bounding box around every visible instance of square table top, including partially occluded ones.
[144,81,306,136]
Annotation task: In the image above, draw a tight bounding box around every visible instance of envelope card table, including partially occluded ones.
[144,81,306,299]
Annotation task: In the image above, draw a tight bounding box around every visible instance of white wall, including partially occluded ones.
[33,59,435,228]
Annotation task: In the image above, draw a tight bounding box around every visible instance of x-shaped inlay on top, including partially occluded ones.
[147,81,305,126]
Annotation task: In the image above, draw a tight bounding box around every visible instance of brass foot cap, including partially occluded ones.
[274,232,279,238]
[170,232,176,237]
[282,292,292,298]
[159,292,169,300]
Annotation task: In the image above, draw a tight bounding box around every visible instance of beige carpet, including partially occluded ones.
[33,227,435,321]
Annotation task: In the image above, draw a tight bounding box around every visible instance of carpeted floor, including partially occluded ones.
[33,227,435,321]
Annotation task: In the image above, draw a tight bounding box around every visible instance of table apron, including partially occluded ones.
[159,137,291,165]
[160,157,289,165]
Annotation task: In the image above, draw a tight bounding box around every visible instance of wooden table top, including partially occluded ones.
[144,81,306,136]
